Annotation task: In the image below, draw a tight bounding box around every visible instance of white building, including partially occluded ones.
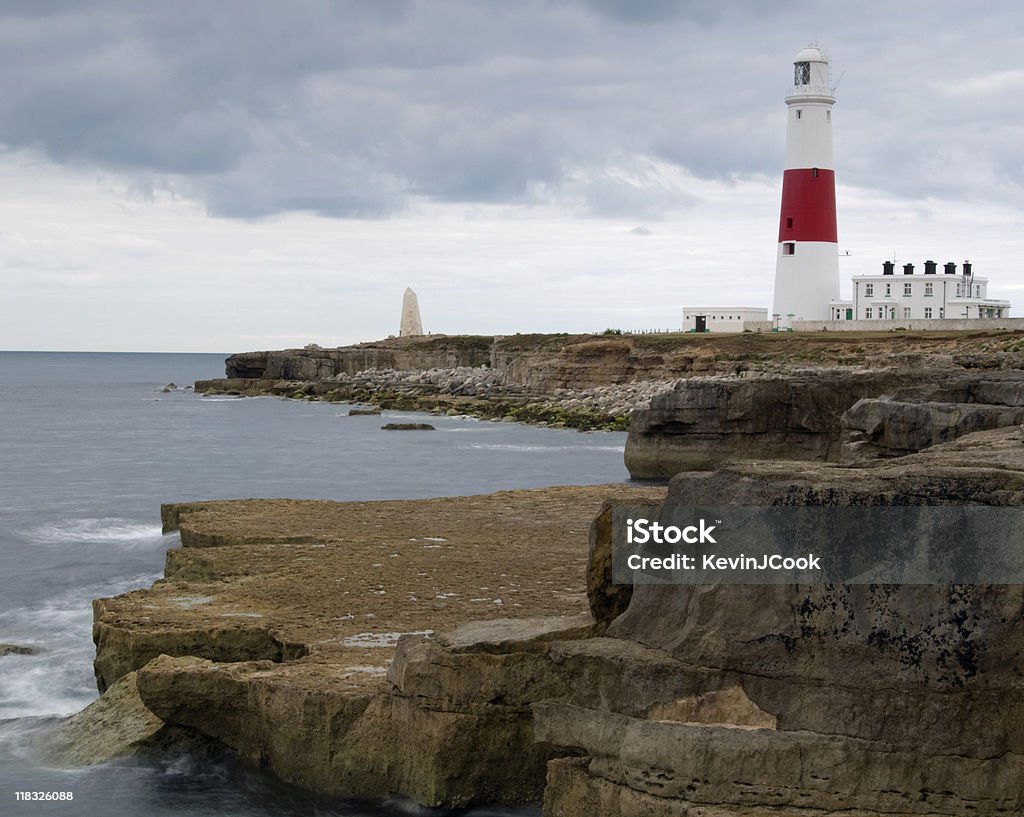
[829,261,1011,321]
[682,307,769,333]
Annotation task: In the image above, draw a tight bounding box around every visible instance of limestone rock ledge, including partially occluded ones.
[536,704,1022,816]
[85,485,662,806]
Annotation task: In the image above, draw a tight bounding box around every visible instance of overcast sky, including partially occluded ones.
[2,1,1023,351]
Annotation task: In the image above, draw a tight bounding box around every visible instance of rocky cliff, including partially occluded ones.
[626,367,1024,478]
[205,330,1024,436]
[218,330,1024,392]
[538,426,1024,815]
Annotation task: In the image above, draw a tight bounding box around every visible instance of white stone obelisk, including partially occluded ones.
[772,44,840,326]
[399,288,424,336]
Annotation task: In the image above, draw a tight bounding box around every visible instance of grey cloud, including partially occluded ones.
[576,0,706,24]
[574,0,795,25]
[564,166,698,219]
[0,1,1020,220]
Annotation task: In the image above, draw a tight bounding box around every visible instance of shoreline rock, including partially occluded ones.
[199,330,1024,433]
[0,642,41,656]
[84,485,663,804]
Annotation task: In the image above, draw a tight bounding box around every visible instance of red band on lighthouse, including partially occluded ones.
[777,168,837,243]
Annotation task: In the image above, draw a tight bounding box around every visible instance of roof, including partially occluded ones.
[794,45,828,64]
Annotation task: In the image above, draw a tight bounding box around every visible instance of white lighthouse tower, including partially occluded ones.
[772,44,840,325]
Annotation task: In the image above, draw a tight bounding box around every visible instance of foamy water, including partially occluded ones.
[23,518,165,546]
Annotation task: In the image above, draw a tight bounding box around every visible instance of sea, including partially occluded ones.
[0,352,633,817]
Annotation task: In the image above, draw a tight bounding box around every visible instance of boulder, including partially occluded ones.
[841,396,1024,462]
[626,369,1024,478]
[381,422,435,430]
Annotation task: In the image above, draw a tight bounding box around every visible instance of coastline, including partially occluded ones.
[47,334,1024,814]
[194,330,1024,432]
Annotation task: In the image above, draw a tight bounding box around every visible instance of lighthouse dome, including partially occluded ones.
[794,45,828,64]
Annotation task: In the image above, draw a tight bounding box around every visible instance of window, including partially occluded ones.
[957,284,962,297]
[783,243,795,255]
[903,283,912,297]
[903,307,911,319]
[795,62,810,85]
[826,110,831,121]
[811,167,819,178]
[885,283,891,297]
[865,308,873,319]
[786,217,793,229]
[976,285,981,297]
[796,109,802,119]
[865,283,874,296]
[924,307,933,319]
[924,282,933,296]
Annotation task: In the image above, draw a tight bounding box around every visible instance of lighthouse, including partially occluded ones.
[772,44,840,325]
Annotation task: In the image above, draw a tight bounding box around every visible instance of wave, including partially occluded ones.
[0,650,97,719]
[22,518,165,545]
[0,572,160,719]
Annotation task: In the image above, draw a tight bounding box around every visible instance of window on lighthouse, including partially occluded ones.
[795,62,810,85]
